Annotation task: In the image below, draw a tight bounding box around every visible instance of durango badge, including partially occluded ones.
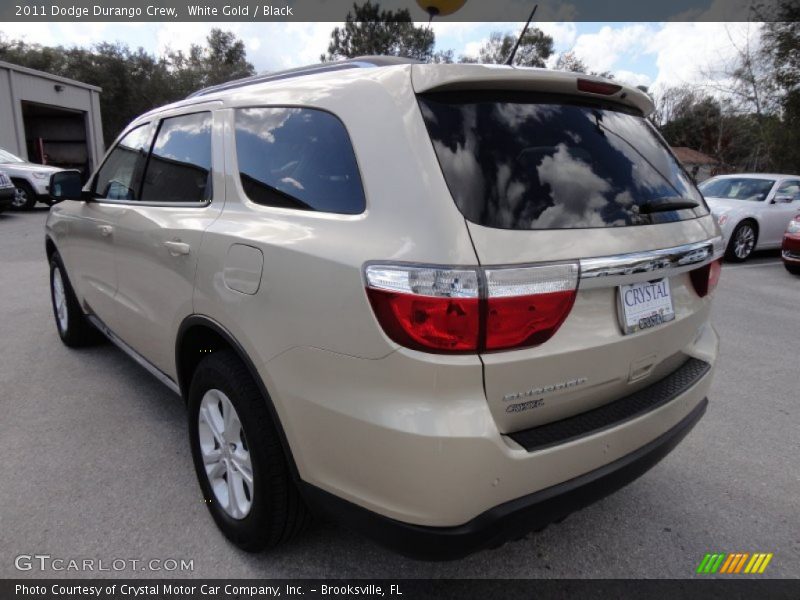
[502,377,588,403]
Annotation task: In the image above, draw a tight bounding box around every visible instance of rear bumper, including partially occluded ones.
[270,317,717,530]
[302,397,707,560]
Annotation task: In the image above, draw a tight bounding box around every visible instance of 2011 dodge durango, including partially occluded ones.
[45,58,722,560]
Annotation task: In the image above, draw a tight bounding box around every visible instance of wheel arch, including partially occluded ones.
[45,236,57,261]
[9,176,32,189]
[737,216,760,245]
[175,315,304,484]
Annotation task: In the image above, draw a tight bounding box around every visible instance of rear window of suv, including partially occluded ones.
[418,92,708,230]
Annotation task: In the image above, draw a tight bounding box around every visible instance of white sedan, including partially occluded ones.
[699,174,800,261]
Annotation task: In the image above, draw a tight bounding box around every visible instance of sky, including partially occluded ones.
[0,21,761,94]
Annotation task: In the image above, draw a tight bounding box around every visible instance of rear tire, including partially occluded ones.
[725,221,757,262]
[11,180,37,210]
[785,263,800,275]
[49,254,102,347]
[188,350,310,552]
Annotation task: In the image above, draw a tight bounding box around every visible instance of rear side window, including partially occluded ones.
[141,112,213,203]
[94,123,153,200]
[234,107,365,214]
[419,92,708,230]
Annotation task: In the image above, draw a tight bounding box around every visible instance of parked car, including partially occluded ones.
[699,174,800,262]
[0,169,15,213]
[782,214,800,275]
[0,147,63,210]
[44,59,723,560]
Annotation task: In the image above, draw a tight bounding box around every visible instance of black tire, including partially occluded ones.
[188,350,310,552]
[11,180,37,210]
[785,262,800,275]
[49,254,103,347]
[725,221,758,262]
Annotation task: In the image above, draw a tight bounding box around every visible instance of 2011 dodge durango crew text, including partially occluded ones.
[44,58,722,560]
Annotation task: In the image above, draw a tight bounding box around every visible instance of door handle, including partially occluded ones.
[164,240,191,256]
[98,225,113,237]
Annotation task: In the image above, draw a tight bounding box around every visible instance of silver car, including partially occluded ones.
[45,58,722,559]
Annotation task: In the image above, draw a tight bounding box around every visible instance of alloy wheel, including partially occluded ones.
[11,187,27,209]
[734,225,755,259]
[198,389,253,519]
[52,267,69,333]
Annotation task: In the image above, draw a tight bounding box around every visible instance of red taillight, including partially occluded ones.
[690,259,722,298]
[577,78,623,95]
[366,289,480,352]
[365,263,579,354]
[486,291,577,351]
[365,265,480,353]
[483,263,579,351]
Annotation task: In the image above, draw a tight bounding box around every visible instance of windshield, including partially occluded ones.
[418,91,707,230]
[0,148,25,164]
[698,177,775,202]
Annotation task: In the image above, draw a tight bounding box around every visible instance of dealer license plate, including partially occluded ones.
[618,278,675,334]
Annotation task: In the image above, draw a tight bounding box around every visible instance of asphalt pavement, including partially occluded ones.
[1,209,798,579]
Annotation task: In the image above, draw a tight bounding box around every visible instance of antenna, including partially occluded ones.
[505,3,539,66]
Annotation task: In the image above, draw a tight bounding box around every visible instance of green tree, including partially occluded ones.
[760,2,800,172]
[459,29,554,67]
[322,1,435,61]
[553,50,614,79]
[166,29,254,97]
[0,29,254,144]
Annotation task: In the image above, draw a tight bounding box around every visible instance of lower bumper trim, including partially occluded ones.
[300,397,707,561]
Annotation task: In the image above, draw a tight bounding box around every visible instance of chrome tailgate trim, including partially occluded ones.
[579,237,724,289]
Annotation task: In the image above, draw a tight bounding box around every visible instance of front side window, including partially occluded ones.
[699,177,776,202]
[234,107,365,215]
[141,112,213,203]
[94,124,153,200]
[419,92,708,230]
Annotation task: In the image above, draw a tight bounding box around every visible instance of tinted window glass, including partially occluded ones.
[698,177,775,201]
[141,112,212,202]
[775,180,800,200]
[234,107,365,214]
[419,93,708,230]
[94,124,153,200]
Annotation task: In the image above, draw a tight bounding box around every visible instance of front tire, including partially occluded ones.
[49,254,102,347]
[785,263,800,275]
[188,350,310,552]
[726,221,757,262]
[11,180,37,210]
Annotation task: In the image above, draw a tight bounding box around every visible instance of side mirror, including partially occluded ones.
[49,170,84,202]
[773,194,794,204]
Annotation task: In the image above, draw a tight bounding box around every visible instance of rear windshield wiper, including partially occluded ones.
[638,197,699,214]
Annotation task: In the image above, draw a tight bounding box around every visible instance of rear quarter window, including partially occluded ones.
[419,92,708,230]
[234,107,365,215]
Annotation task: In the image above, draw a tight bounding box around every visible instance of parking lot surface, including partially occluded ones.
[1,209,798,578]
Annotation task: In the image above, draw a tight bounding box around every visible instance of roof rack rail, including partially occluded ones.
[187,55,421,99]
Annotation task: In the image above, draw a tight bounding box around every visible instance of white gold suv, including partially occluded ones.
[45,58,722,559]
